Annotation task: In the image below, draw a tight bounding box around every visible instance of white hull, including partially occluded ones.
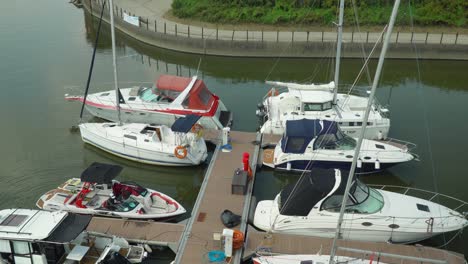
[254,185,468,244]
[37,178,186,220]
[253,254,383,264]
[79,123,208,166]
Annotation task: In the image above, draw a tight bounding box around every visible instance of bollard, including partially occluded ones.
[366,31,369,43]
[188,25,190,38]
[321,31,324,42]
[455,32,459,44]
[307,31,309,42]
[155,20,157,32]
[292,31,294,43]
[175,24,177,36]
[410,31,414,43]
[247,30,248,41]
[262,29,264,42]
[216,27,218,40]
[277,30,279,42]
[202,27,204,39]
[425,32,428,44]
[164,22,166,34]
[440,32,444,44]
[351,30,354,43]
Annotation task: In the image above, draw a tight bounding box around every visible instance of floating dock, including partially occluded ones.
[85,130,465,264]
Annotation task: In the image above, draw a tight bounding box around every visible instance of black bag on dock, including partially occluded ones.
[220,209,241,228]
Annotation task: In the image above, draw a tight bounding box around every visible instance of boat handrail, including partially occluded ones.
[377,137,418,152]
[368,184,468,212]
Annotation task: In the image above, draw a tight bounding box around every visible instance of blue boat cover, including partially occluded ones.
[281,119,338,153]
[171,114,202,133]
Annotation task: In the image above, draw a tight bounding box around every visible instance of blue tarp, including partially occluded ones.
[171,114,201,133]
[281,119,338,153]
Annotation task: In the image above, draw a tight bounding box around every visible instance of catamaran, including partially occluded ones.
[67,74,232,130]
[36,163,186,220]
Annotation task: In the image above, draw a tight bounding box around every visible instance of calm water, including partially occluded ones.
[0,0,467,259]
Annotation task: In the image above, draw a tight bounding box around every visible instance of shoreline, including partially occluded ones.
[82,0,468,60]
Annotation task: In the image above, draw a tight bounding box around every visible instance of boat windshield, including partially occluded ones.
[314,129,356,150]
[321,180,384,214]
[139,88,159,102]
[109,197,139,212]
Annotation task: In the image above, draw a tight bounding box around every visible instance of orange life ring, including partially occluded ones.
[174,145,187,159]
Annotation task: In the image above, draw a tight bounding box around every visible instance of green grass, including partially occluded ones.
[171,0,467,27]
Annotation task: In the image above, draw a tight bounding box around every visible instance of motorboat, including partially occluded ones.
[36,162,186,220]
[262,119,415,173]
[0,208,147,263]
[253,168,468,243]
[253,254,382,264]
[66,74,232,130]
[256,82,390,140]
[79,115,208,166]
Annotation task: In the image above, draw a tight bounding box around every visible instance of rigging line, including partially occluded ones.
[351,0,372,86]
[79,0,107,122]
[407,0,448,248]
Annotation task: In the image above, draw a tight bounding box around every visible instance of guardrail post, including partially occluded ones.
[146,18,149,30]
[231,30,235,41]
[366,31,369,43]
[321,31,324,42]
[277,30,279,42]
[216,27,218,40]
[154,20,157,32]
[440,32,444,44]
[261,29,264,42]
[425,32,428,44]
[455,32,459,44]
[175,24,177,36]
[396,31,399,43]
[351,30,354,43]
[188,25,190,38]
[202,27,204,39]
[246,30,248,41]
[292,31,294,43]
[307,31,309,42]
[120,8,122,18]
[164,22,166,34]
[410,31,414,43]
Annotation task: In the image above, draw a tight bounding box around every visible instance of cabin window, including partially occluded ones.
[303,103,322,111]
[323,101,332,110]
[12,241,30,255]
[124,134,137,140]
[285,138,306,152]
[0,240,11,253]
[100,93,110,97]
[198,87,212,105]
[128,97,136,101]
[139,89,158,102]
[314,130,356,151]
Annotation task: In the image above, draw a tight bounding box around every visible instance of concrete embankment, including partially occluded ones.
[82,0,468,60]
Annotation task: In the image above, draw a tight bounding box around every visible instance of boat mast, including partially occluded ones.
[109,0,121,125]
[329,0,401,262]
[332,0,344,105]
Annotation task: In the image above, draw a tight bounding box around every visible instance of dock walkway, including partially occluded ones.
[175,130,259,263]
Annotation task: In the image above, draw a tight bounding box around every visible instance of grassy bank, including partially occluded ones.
[171,0,467,28]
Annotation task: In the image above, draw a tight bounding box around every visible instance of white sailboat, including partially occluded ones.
[254,2,468,263]
[36,162,186,219]
[78,0,208,166]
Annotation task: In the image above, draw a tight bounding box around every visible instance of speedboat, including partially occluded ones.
[256,81,390,140]
[79,115,208,166]
[36,162,186,220]
[253,168,468,243]
[0,208,147,263]
[262,119,415,173]
[66,74,232,130]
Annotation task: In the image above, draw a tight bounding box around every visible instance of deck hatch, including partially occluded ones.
[0,214,28,227]
[417,203,430,212]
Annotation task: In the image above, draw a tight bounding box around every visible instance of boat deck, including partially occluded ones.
[244,226,465,263]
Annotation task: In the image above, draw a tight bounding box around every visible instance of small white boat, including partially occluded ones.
[0,208,147,263]
[256,82,390,140]
[79,115,208,166]
[253,254,381,264]
[263,119,414,173]
[36,162,186,220]
[66,74,232,130]
[254,168,468,243]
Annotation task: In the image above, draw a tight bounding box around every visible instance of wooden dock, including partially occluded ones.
[84,130,466,264]
[175,130,260,263]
